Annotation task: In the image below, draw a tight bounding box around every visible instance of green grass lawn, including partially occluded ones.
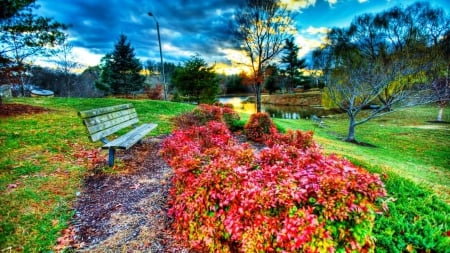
[0,98,448,252]
[0,97,194,251]
[273,106,450,252]
[273,106,450,203]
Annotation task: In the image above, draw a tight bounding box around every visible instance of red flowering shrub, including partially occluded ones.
[161,121,387,252]
[223,103,234,109]
[244,112,276,142]
[265,127,315,151]
[172,104,240,130]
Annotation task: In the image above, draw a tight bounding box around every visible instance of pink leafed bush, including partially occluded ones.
[160,120,386,252]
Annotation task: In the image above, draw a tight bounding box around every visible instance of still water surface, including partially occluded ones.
[219,97,334,119]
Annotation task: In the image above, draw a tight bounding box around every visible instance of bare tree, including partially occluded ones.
[313,3,446,143]
[232,0,295,112]
[0,1,67,96]
[53,39,84,97]
[432,77,450,121]
[422,10,450,122]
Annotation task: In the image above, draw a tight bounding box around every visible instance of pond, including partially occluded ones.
[218,97,338,119]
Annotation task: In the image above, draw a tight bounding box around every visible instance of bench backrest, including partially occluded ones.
[78,104,139,142]
[311,115,321,121]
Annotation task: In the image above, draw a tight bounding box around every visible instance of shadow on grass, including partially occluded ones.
[344,139,377,148]
[426,120,450,124]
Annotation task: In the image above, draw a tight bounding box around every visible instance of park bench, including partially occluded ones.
[78,103,157,166]
[311,115,326,128]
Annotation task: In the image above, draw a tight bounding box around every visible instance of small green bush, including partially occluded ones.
[372,171,450,253]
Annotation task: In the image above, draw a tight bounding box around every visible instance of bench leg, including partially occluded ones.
[108,148,115,167]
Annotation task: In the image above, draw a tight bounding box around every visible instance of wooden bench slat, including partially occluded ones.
[78,103,157,166]
[311,115,326,128]
[83,108,137,127]
[84,111,138,135]
[89,118,140,142]
[78,103,134,118]
[102,123,157,149]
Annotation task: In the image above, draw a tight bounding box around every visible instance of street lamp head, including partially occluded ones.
[148,12,157,22]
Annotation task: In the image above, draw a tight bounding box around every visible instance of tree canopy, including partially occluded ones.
[172,55,219,104]
[0,0,67,96]
[96,34,145,95]
[281,38,307,93]
[233,0,295,112]
[313,2,449,142]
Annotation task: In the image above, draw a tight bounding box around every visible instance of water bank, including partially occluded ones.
[219,92,340,119]
[246,91,322,106]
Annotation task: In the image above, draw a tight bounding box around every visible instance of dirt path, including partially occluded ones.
[69,137,187,252]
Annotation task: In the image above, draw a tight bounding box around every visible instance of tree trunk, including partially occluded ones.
[437,103,445,121]
[256,82,262,113]
[346,115,356,142]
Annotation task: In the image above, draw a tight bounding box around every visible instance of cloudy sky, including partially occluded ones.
[35,0,450,73]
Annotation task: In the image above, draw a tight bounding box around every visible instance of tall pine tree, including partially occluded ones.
[281,38,307,93]
[96,34,144,95]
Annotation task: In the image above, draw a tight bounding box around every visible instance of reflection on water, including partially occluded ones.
[219,97,333,119]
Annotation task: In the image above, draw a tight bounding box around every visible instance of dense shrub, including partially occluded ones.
[161,121,387,252]
[371,170,450,253]
[144,84,163,100]
[265,127,315,151]
[171,104,240,130]
[244,112,276,142]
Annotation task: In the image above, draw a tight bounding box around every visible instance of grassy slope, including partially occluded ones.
[273,106,450,252]
[0,97,193,251]
[274,106,450,203]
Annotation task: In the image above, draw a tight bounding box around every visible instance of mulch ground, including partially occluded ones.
[67,137,189,252]
[66,133,265,252]
[0,103,51,117]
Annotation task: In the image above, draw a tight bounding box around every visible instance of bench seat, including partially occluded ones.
[79,103,157,166]
[102,123,157,150]
[311,115,326,128]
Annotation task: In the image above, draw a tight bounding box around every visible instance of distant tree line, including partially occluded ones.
[1,0,448,125]
[0,0,313,104]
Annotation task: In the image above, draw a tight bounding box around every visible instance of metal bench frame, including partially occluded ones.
[311,115,326,128]
[78,103,157,166]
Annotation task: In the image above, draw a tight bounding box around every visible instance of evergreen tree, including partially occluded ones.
[225,74,248,94]
[96,34,144,95]
[172,55,219,104]
[264,64,280,94]
[281,38,307,93]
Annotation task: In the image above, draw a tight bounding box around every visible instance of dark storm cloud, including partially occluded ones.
[37,0,243,65]
[148,0,242,63]
[36,0,450,67]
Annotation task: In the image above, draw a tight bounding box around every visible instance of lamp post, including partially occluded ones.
[148,12,167,100]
